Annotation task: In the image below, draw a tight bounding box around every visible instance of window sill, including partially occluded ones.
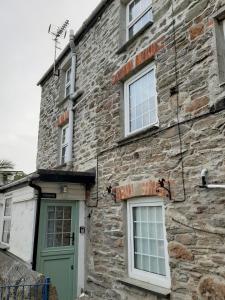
[57,95,70,107]
[57,90,84,107]
[116,20,153,55]
[118,277,170,297]
[0,242,9,250]
[117,124,159,146]
[54,163,67,169]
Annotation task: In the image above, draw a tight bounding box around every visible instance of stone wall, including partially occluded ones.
[0,250,42,286]
[37,0,225,299]
[0,251,57,299]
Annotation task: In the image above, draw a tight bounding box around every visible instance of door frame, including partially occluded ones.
[36,199,80,299]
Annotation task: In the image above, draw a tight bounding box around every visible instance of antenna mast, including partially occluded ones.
[48,20,69,76]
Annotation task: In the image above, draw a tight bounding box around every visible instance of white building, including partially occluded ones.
[0,169,95,299]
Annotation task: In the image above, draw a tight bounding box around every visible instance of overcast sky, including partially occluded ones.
[0,0,101,174]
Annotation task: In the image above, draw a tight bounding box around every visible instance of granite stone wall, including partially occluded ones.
[37,0,225,299]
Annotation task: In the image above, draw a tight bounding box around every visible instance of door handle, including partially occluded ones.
[70,232,75,245]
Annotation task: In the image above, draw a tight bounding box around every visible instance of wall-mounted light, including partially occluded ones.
[60,185,68,193]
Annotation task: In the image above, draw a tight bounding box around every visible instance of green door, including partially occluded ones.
[36,200,79,300]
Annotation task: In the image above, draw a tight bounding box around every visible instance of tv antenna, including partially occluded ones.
[48,19,69,76]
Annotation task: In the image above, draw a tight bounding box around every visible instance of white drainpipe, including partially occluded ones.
[67,30,76,169]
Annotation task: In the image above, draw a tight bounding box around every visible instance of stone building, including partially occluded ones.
[2,0,225,299]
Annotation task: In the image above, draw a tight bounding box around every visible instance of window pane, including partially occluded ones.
[62,127,68,144]
[157,223,164,239]
[48,206,55,219]
[4,198,12,216]
[128,69,156,133]
[141,222,148,238]
[142,255,150,272]
[64,207,71,219]
[66,68,71,83]
[63,233,71,246]
[56,207,63,219]
[150,256,158,274]
[129,0,150,22]
[55,234,62,247]
[134,237,142,252]
[149,239,157,256]
[158,240,165,257]
[134,254,142,269]
[46,206,72,248]
[65,85,70,97]
[132,204,166,277]
[61,146,68,164]
[156,207,163,222]
[47,234,54,247]
[129,10,152,39]
[133,207,141,221]
[148,223,156,238]
[2,220,11,244]
[158,258,166,275]
[47,220,54,233]
[142,238,149,254]
[148,206,156,222]
[55,220,63,233]
[63,220,71,232]
[134,222,141,237]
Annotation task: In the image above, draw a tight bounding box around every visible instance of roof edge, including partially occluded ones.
[0,169,96,192]
[0,172,38,192]
[37,0,114,86]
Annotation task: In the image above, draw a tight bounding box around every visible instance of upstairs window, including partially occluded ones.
[127,0,152,40]
[60,124,69,165]
[124,63,158,136]
[2,197,12,244]
[65,67,71,98]
[214,12,225,84]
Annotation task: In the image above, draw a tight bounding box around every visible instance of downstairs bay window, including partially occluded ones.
[127,198,170,288]
[124,63,158,136]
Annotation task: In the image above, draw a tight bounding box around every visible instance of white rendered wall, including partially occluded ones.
[2,187,36,263]
[0,194,4,233]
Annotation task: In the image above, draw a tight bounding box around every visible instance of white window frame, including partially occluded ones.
[127,197,171,289]
[126,0,152,41]
[60,124,69,165]
[65,67,71,98]
[1,196,12,245]
[124,63,158,137]
[223,19,225,39]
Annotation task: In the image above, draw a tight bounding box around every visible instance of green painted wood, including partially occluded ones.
[36,200,79,300]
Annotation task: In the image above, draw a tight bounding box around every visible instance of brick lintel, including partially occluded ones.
[112,37,165,84]
[115,179,171,202]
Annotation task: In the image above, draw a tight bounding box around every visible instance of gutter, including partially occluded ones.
[28,180,42,271]
[0,173,39,192]
[66,30,76,170]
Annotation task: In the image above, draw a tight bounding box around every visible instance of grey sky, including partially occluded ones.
[0,0,101,173]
